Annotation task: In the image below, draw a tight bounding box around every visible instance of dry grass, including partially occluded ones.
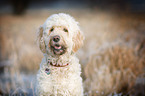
[0,9,145,95]
[84,44,144,96]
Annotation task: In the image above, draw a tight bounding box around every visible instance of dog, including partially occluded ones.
[36,13,84,96]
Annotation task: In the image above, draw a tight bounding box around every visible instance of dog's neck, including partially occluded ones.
[43,53,73,67]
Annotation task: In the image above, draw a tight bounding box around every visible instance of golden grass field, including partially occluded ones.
[0,9,145,96]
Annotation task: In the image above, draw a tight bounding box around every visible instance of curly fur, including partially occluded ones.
[36,13,84,96]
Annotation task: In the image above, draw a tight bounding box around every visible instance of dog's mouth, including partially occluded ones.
[51,44,66,55]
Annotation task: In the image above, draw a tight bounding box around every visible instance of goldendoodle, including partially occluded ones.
[36,13,84,96]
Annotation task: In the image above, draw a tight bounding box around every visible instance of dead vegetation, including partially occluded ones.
[84,43,144,96]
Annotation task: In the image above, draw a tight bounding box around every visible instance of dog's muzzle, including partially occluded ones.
[50,35,66,55]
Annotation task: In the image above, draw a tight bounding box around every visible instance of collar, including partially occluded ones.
[47,60,69,67]
[45,55,70,67]
[49,62,69,67]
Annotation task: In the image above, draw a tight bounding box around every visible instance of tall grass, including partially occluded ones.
[84,43,144,96]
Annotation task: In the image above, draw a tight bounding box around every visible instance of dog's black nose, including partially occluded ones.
[53,35,60,42]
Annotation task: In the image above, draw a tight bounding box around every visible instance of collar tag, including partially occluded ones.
[45,68,50,75]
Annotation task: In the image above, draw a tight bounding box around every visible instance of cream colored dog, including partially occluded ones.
[36,13,84,96]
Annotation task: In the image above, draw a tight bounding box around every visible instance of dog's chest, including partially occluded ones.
[43,65,74,83]
[42,66,77,94]
[50,67,70,79]
[37,58,83,95]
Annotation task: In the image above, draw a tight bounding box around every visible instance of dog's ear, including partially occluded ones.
[37,25,46,53]
[72,30,84,53]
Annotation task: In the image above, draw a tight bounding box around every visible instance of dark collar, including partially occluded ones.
[49,61,69,67]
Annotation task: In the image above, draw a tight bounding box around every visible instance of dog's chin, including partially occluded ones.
[51,44,66,55]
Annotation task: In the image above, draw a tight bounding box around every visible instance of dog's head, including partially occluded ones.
[37,13,84,57]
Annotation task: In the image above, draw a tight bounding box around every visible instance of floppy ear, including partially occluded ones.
[37,25,46,53]
[72,30,84,53]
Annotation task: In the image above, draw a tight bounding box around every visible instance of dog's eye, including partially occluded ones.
[50,27,54,32]
[63,28,68,32]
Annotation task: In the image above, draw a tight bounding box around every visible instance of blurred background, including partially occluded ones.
[0,0,145,96]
